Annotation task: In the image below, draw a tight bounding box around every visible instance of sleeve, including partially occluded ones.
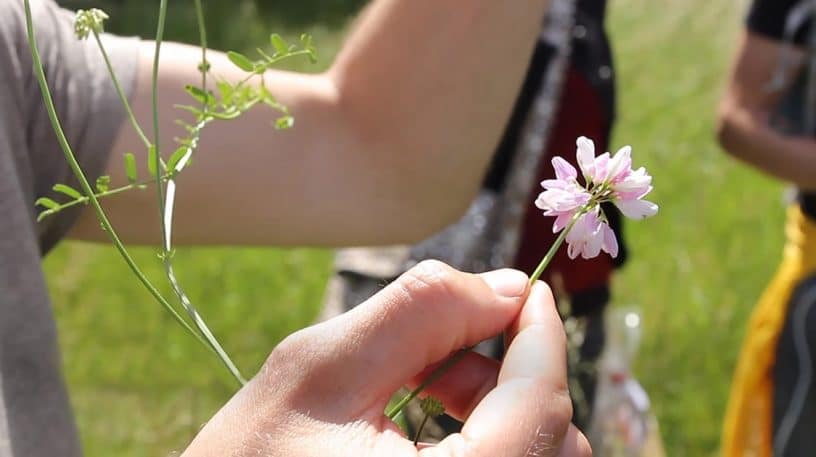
[12,0,142,252]
[746,0,810,45]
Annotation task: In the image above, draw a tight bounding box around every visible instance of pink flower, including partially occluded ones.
[565,208,619,259]
[535,157,591,232]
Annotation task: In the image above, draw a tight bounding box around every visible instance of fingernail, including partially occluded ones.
[481,269,528,298]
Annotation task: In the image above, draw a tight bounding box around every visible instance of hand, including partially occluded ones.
[181,261,591,456]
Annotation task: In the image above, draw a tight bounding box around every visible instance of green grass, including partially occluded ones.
[44,0,782,454]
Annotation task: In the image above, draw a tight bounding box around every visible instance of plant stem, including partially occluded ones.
[22,0,206,348]
[92,31,151,149]
[193,0,208,93]
[413,414,430,446]
[152,0,168,241]
[529,209,585,284]
[145,0,245,385]
[385,347,471,420]
[37,176,164,221]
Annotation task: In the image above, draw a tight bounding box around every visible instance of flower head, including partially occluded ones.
[533,136,658,264]
[74,8,109,40]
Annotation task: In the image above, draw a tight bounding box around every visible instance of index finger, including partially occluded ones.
[431,281,573,457]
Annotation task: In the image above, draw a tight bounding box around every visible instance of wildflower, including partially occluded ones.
[534,136,658,262]
[74,8,109,40]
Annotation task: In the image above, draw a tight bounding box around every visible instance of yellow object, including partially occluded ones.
[722,206,816,457]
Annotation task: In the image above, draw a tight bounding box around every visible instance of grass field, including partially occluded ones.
[43,0,782,454]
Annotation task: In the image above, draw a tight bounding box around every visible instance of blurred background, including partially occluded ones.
[47,0,770,455]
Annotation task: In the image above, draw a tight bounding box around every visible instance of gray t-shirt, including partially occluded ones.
[0,0,139,455]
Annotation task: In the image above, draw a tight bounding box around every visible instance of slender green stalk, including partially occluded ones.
[193,0,208,95]
[22,0,206,348]
[92,31,151,149]
[37,176,165,221]
[386,347,471,420]
[152,0,168,237]
[413,414,430,446]
[529,209,585,284]
[145,0,246,385]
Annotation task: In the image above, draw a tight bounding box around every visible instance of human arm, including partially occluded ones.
[69,0,551,247]
[179,261,590,456]
[716,29,816,190]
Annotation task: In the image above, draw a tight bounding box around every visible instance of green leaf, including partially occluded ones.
[53,183,82,200]
[270,33,288,55]
[216,80,234,106]
[185,85,211,105]
[147,145,158,178]
[301,33,318,63]
[95,175,111,193]
[35,197,59,210]
[227,51,255,72]
[124,152,138,183]
[167,146,189,172]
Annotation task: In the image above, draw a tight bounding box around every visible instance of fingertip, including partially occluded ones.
[506,280,560,344]
[479,269,530,298]
[557,425,593,457]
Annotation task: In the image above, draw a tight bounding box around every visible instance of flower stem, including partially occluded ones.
[385,347,471,421]
[147,0,246,385]
[92,31,151,149]
[22,0,205,348]
[413,414,430,446]
[529,209,586,284]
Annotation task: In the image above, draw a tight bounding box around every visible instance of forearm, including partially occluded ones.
[717,105,816,190]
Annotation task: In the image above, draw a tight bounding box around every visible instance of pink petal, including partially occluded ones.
[540,179,568,190]
[552,212,572,233]
[616,185,653,201]
[607,146,632,183]
[567,242,580,259]
[614,167,652,196]
[593,152,611,183]
[551,156,577,181]
[576,136,596,181]
[614,198,659,219]
[601,222,619,257]
[583,231,603,259]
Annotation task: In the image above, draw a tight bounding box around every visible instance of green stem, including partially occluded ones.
[193,0,208,94]
[37,176,165,221]
[529,209,586,284]
[22,0,206,348]
[92,31,151,149]
[144,0,245,385]
[413,414,430,446]
[385,347,471,420]
[152,0,168,240]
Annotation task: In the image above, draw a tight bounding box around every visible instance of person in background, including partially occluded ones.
[321,0,622,437]
[717,1,816,456]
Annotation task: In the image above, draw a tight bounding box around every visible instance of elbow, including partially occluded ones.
[715,104,745,160]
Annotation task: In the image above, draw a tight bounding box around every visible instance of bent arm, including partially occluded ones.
[716,31,816,190]
[70,0,550,246]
